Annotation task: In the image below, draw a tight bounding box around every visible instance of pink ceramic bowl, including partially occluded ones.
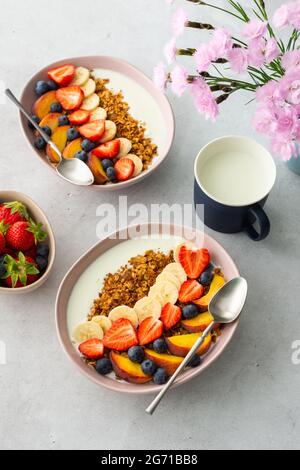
[55,224,240,394]
[19,56,175,191]
[0,191,55,294]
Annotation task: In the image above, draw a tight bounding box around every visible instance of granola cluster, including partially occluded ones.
[95,78,157,170]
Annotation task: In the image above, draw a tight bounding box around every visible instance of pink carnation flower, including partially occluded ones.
[253,106,277,135]
[273,4,290,28]
[290,0,300,29]
[171,64,189,97]
[264,38,280,63]
[211,29,233,57]
[228,47,248,73]
[243,20,267,40]
[279,69,300,105]
[256,81,282,105]
[164,37,177,65]
[276,106,299,136]
[247,38,265,67]
[190,77,219,121]
[194,44,215,72]
[282,50,300,70]
[172,8,188,37]
[272,136,296,161]
[153,62,168,92]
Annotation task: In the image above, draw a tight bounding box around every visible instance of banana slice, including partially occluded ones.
[90,107,107,121]
[126,154,143,177]
[117,138,132,158]
[174,241,195,264]
[149,281,178,306]
[91,315,112,333]
[81,78,96,98]
[99,121,117,143]
[81,93,100,111]
[163,262,187,284]
[134,297,162,323]
[71,66,90,86]
[73,321,103,343]
[108,305,139,329]
[156,271,181,290]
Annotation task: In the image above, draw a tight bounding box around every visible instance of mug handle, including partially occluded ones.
[245,203,270,241]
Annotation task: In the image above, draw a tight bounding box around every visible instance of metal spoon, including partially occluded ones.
[146,277,248,415]
[5,89,94,186]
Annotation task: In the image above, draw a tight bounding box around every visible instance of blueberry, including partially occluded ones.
[200,269,214,286]
[182,304,199,319]
[74,151,88,163]
[36,243,49,258]
[0,257,6,277]
[153,368,168,385]
[141,359,157,376]
[47,79,58,91]
[188,355,202,368]
[34,137,46,150]
[101,159,114,171]
[81,139,95,152]
[58,115,69,126]
[153,338,168,354]
[50,102,63,113]
[67,128,80,141]
[35,80,50,96]
[40,125,52,136]
[95,357,113,375]
[106,167,117,182]
[28,115,40,130]
[128,346,145,364]
[36,255,48,271]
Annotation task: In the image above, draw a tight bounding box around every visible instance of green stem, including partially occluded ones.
[186,0,246,22]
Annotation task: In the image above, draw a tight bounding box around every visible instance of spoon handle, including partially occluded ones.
[145,321,215,415]
[5,89,52,143]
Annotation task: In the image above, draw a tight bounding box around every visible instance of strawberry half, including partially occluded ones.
[56,86,84,111]
[6,219,47,251]
[138,317,164,346]
[3,253,39,288]
[114,158,135,181]
[79,338,104,360]
[78,120,105,142]
[179,246,211,279]
[160,303,182,330]
[92,139,120,159]
[0,201,28,226]
[179,279,204,303]
[103,318,138,351]
[69,109,90,125]
[48,64,75,86]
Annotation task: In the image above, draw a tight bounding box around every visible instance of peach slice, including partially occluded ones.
[181,312,214,333]
[39,113,62,132]
[110,351,152,384]
[193,275,225,310]
[33,90,57,120]
[144,349,183,375]
[63,138,82,159]
[46,125,70,164]
[87,153,108,184]
[166,332,212,357]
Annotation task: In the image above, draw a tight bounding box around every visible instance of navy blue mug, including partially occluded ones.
[194,136,277,241]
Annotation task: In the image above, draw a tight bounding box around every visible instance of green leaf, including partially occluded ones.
[27,266,39,275]
[18,252,26,264]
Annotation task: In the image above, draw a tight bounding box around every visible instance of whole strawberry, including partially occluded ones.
[2,253,39,288]
[0,221,9,254]
[0,201,28,226]
[6,219,47,251]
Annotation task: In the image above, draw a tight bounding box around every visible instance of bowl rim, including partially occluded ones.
[0,190,56,293]
[19,55,175,191]
[55,223,240,394]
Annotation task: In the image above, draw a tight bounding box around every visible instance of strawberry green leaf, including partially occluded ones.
[3,201,29,220]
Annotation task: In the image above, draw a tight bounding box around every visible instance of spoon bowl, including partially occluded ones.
[209,277,248,324]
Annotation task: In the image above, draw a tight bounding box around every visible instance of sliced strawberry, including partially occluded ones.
[160,303,182,330]
[79,338,104,360]
[69,109,90,125]
[114,158,135,181]
[48,64,75,86]
[138,317,164,346]
[179,246,211,279]
[56,86,84,111]
[103,318,138,351]
[179,280,204,303]
[92,139,121,159]
[78,119,105,142]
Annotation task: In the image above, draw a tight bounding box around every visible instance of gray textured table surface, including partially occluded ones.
[0,0,299,450]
